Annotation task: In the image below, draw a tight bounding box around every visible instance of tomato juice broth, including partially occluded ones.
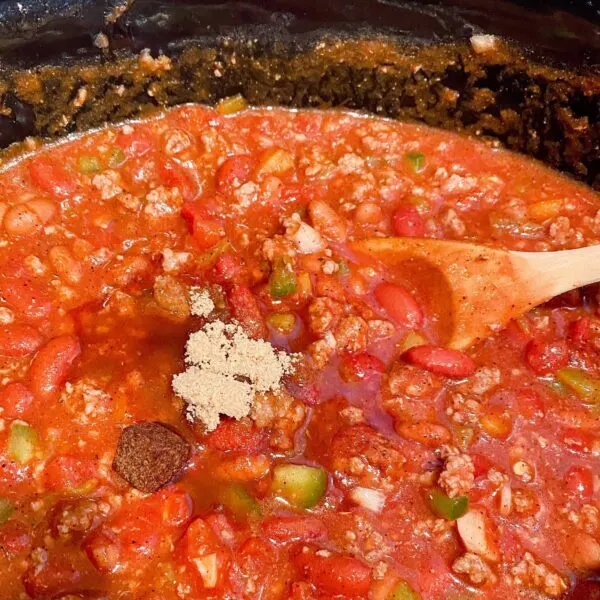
[0,104,598,599]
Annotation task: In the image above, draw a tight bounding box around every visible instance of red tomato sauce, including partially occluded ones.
[0,105,598,599]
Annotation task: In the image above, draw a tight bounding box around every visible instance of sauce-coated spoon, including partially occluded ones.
[353,237,600,350]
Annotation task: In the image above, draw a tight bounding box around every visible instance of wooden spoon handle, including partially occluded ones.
[513,243,600,299]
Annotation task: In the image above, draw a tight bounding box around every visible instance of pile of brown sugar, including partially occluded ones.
[172,317,297,431]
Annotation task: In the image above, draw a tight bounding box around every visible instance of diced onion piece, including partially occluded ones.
[192,553,218,588]
[456,509,499,562]
[256,148,294,176]
[289,222,325,254]
[470,34,498,54]
[498,483,512,516]
[349,487,386,513]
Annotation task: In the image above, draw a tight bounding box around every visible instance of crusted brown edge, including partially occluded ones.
[0,37,598,189]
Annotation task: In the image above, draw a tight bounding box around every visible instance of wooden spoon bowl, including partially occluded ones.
[352,237,600,350]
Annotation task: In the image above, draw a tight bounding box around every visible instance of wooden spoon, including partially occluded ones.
[352,237,600,350]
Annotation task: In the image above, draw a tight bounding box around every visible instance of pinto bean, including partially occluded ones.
[3,204,41,236]
[49,246,83,286]
[26,199,56,224]
[354,202,382,225]
[308,199,348,242]
[214,454,271,481]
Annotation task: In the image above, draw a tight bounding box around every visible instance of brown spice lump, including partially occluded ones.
[112,422,190,493]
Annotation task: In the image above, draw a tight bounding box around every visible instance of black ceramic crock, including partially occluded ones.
[0,1,599,598]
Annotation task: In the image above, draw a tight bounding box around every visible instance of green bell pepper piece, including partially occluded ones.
[405,151,426,173]
[556,368,600,404]
[427,488,468,520]
[271,464,327,509]
[8,422,38,465]
[0,499,14,525]
[389,580,421,600]
[269,257,297,298]
[78,155,101,173]
[219,484,261,521]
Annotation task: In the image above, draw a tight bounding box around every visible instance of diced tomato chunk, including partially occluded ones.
[206,419,266,453]
[374,282,423,328]
[43,455,97,491]
[161,159,200,201]
[84,528,120,574]
[294,549,371,596]
[1,382,34,419]
[177,517,230,590]
[159,487,193,527]
[568,317,590,345]
[262,515,327,543]
[228,285,267,339]
[565,466,593,499]
[0,324,44,357]
[181,201,225,250]
[0,520,31,558]
[29,157,76,197]
[237,537,277,589]
[525,339,569,375]
[216,155,256,195]
[471,454,493,478]
[115,130,153,157]
[562,428,597,453]
[339,352,385,383]
[28,335,81,400]
[211,252,243,282]
[0,276,52,320]
[23,555,81,599]
[403,345,476,378]
[392,205,426,237]
[516,388,545,419]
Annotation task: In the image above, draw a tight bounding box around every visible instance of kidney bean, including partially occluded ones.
[395,421,451,447]
[3,204,41,236]
[23,555,81,600]
[1,382,34,418]
[392,204,426,237]
[28,335,81,400]
[374,282,423,328]
[0,324,44,357]
[262,516,327,543]
[403,345,476,378]
[295,550,371,596]
[525,339,569,375]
